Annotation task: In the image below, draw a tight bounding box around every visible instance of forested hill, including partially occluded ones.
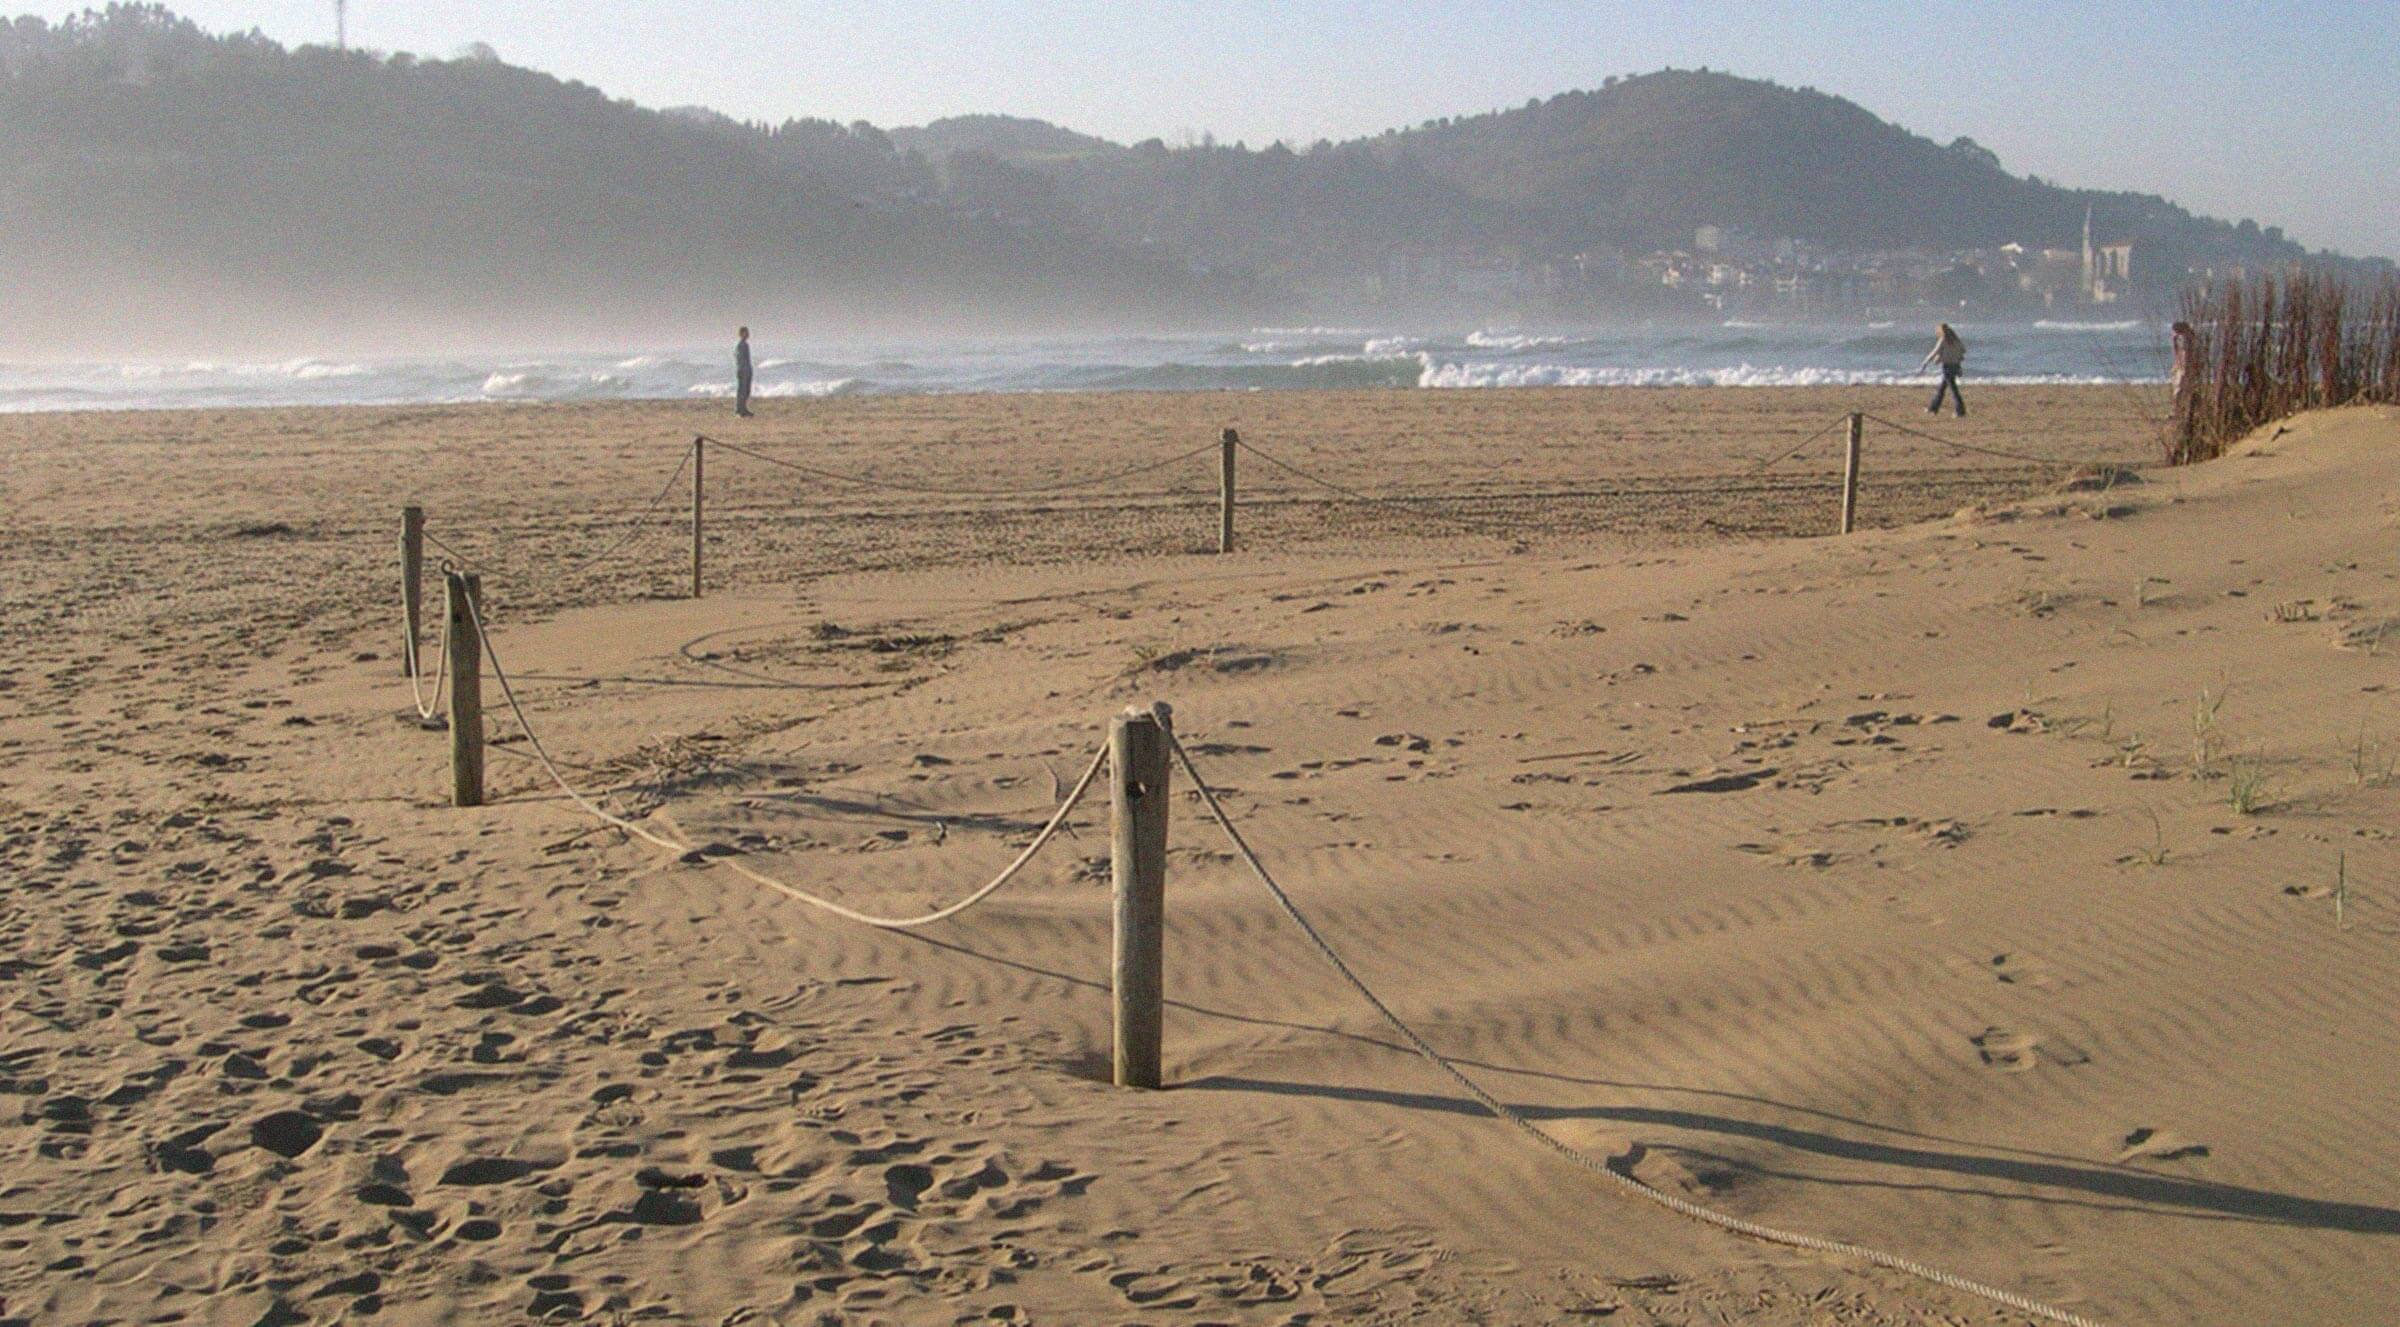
[1364,72,2235,254]
[0,7,1256,355]
[950,70,2335,303]
[0,8,2368,354]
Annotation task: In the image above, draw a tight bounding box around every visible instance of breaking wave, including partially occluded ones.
[1079,356,1425,391]
[1418,360,2129,389]
[1464,330,1580,351]
[480,369,633,399]
[687,376,869,399]
[4,320,2167,411]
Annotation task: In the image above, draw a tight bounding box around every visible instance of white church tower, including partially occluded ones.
[2080,204,2094,304]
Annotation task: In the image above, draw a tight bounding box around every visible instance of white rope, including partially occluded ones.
[402,578,451,721]
[569,438,696,570]
[1858,412,2101,469]
[706,434,1219,497]
[461,588,1104,928]
[1164,727,2108,1327]
[412,442,693,581]
[1750,413,1851,472]
[1231,437,1530,540]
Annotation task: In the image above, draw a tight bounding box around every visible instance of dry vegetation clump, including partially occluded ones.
[2170,269,2400,464]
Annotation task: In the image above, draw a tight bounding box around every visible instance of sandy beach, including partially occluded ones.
[5,384,2397,1325]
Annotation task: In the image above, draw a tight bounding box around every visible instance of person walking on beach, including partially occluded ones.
[1920,322,1967,417]
[734,326,755,418]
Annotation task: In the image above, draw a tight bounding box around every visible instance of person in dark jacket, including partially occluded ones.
[1919,322,1966,417]
[734,326,755,418]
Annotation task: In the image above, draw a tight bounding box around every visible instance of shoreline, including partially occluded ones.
[0,319,2172,413]
[0,379,2167,431]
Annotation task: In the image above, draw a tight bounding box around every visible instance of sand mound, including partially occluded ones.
[4,395,2394,1324]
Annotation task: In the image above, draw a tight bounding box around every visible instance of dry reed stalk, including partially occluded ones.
[2171,268,2400,464]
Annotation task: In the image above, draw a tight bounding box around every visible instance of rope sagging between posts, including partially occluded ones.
[1858,412,2092,469]
[1229,436,1532,541]
[417,443,697,581]
[402,577,452,722]
[1750,412,1851,471]
[702,434,1222,498]
[425,586,2106,1323]
[1161,727,2110,1327]
[460,589,1107,928]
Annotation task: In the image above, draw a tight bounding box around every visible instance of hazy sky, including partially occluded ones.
[107,1,2399,257]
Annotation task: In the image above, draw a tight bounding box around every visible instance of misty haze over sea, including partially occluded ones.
[0,321,2164,413]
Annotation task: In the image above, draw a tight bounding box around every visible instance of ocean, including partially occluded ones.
[0,320,2165,413]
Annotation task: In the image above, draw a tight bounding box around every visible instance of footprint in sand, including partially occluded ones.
[1107,1269,1199,1309]
[1972,1026,2041,1072]
[1883,894,1944,926]
[1987,952,2057,988]
[2117,1126,2210,1163]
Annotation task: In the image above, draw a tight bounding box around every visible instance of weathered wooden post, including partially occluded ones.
[400,505,424,676]
[1839,412,1864,535]
[1218,428,1238,554]
[1111,703,1171,1088]
[445,571,484,807]
[691,436,705,600]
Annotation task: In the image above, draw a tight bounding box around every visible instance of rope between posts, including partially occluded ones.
[1749,413,1850,471]
[1163,727,2108,1327]
[1858,413,2081,468]
[421,529,484,571]
[574,439,695,568]
[402,584,451,722]
[428,578,2101,1321]
[703,434,1221,497]
[1231,438,1529,540]
[416,443,696,578]
[460,589,1106,928]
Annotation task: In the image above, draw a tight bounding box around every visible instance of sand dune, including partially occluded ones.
[3,390,2394,1324]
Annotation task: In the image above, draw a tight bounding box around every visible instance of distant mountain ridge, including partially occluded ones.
[902,70,2362,308]
[0,8,2378,354]
[889,115,1122,164]
[0,7,1255,354]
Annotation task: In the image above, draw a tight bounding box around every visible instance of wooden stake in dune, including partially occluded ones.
[1111,703,1172,1088]
[690,435,705,599]
[1219,428,1239,554]
[1839,412,1864,535]
[400,505,424,677]
[445,570,484,807]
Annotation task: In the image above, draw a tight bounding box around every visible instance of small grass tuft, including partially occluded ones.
[2135,807,2170,867]
[2190,685,2228,778]
[2225,753,2270,815]
[2351,725,2398,788]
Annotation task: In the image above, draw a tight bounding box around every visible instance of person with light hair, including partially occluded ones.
[1920,322,1967,417]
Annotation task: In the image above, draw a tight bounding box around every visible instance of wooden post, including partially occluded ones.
[1839,412,1864,535]
[446,571,484,807]
[690,436,705,600]
[1218,428,1238,554]
[1111,703,1172,1088]
[400,505,424,676]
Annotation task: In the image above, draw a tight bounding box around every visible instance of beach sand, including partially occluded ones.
[4,386,2396,1325]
